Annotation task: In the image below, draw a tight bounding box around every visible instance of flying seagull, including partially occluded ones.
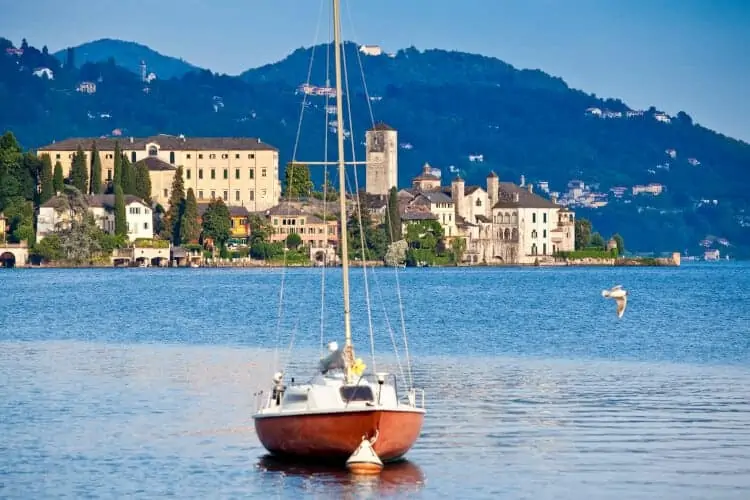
[601,285,628,318]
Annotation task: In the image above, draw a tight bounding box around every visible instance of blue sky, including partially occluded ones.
[1,0,748,141]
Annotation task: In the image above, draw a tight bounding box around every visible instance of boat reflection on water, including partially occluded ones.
[257,455,425,494]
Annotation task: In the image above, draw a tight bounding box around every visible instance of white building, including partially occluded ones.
[33,67,54,79]
[401,168,575,264]
[37,194,153,243]
[359,45,383,56]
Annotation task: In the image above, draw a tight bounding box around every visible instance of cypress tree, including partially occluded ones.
[113,142,122,187]
[52,161,64,194]
[162,166,186,244]
[39,154,54,204]
[89,141,102,194]
[180,188,200,243]
[114,184,127,237]
[134,161,152,204]
[69,145,88,194]
[121,156,136,195]
[387,186,401,241]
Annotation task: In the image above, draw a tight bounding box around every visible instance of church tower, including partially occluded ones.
[365,123,398,195]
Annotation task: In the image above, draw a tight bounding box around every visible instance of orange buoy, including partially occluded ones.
[346,435,383,475]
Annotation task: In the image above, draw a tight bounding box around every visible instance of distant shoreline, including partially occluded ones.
[12,256,683,270]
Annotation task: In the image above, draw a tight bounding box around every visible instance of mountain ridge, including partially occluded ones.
[2,36,749,257]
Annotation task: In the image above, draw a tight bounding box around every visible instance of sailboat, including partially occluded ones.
[253,0,425,465]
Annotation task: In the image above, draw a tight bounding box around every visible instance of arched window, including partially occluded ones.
[475,198,482,207]
[531,243,538,256]
[531,229,538,239]
[504,213,510,223]
[148,146,158,156]
[542,243,547,255]
[504,228,510,240]
[511,228,518,240]
[512,213,518,224]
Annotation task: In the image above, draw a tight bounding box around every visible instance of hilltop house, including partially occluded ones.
[399,164,576,264]
[36,194,153,243]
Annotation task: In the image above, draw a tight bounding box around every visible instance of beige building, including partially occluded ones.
[36,134,281,211]
[365,123,398,196]
[400,169,576,264]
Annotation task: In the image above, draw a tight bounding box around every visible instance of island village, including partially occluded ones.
[0,124,586,268]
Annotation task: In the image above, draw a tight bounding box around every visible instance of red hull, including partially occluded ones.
[254,409,424,462]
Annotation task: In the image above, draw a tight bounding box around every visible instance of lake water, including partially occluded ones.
[1,263,749,498]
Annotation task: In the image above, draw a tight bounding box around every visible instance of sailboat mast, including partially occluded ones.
[332,0,354,381]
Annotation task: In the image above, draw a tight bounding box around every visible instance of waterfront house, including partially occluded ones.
[399,168,576,264]
[265,203,339,252]
[36,194,153,243]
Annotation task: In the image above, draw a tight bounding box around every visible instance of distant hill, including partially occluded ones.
[2,37,749,257]
[52,38,202,79]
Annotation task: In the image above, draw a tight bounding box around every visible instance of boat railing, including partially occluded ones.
[406,387,426,409]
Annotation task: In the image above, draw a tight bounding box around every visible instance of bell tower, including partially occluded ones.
[365,123,398,195]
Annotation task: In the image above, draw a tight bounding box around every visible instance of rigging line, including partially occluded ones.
[344,0,376,126]
[320,9,332,355]
[344,0,413,387]
[273,0,326,375]
[340,26,377,375]
[366,263,407,388]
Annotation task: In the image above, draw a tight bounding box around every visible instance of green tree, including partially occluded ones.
[386,186,402,242]
[450,237,467,264]
[286,232,302,250]
[0,132,25,211]
[69,145,88,194]
[574,218,592,250]
[89,141,102,194]
[201,198,231,250]
[134,161,152,203]
[590,232,605,249]
[3,198,35,245]
[33,233,63,262]
[283,162,314,198]
[347,202,388,260]
[114,184,127,237]
[612,233,625,256]
[179,188,200,243]
[161,166,186,244]
[52,161,64,194]
[121,156,136,195]
[39,153,54,204]
[113,142,122,187]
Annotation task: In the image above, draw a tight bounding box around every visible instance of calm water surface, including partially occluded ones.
[1,263,749,498]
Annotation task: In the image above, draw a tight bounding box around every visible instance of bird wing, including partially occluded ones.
[615,295,627,318]
[611,285,623,291]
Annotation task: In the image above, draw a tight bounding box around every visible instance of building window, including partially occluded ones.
[209,154,216,159]
[223,191,228,201]
[223,169,228,179]
[531,243,538,256]
[235,190,240,201]
[221,154,228,159]
[148,146,158,156]
[187,154,192,159]
[210,190,215,199]
[144,222,149,230]
[235,168,240,179]
[543,229,547,238]
[476,198,482,207]
[261,189,267,197]
[543,212,547,223]
[531,229,538,239]
[248,153,255,159]
[199,154,203,159]
[107,169,112,181]
[542,243,547,255]
[262,168,267,177]
[131,152,136,162]
[198,169,203,179]
[169,151,175,164]
[197,190,203,200]
[163,189,168,198]
[249,169,254,179]
[249,190,255,201]
[186,169,191,180]
[211,169,216,179]
[235,154,240,159]
[532,213,537,223]
[55,154,60,159]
